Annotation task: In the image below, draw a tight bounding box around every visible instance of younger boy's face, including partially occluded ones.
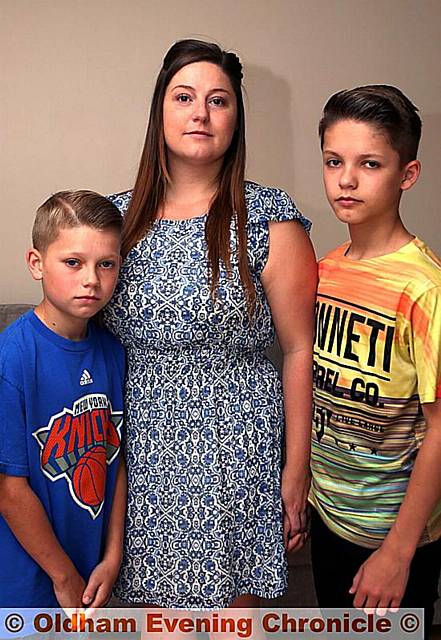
[29,225,121,334]
[322,119,411,228]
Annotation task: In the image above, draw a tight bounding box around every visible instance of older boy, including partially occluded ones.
[0,190,126,609]
[309,86,441,632]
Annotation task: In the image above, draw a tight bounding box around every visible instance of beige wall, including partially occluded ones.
[1,0,440,303]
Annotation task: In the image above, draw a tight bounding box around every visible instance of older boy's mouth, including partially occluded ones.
[336,196,363,203]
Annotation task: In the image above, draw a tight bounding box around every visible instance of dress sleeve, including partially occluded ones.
[245,181,312,277]
[107,190,132,216]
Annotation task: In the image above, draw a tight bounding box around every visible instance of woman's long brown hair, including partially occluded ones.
[122,39,255,310]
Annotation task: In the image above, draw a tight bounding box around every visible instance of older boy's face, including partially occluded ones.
[322,119,408,227]
[32,225,121,338]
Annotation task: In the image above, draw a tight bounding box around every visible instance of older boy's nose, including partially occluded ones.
[339,165,357,189]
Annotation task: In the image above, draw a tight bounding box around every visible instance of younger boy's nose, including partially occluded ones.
[82,267,99,287]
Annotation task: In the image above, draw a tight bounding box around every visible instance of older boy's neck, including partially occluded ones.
[347,217,413,260]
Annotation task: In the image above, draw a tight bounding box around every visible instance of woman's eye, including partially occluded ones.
[176,94,192,103]
[209,96,225,107]
[65,259,79,267]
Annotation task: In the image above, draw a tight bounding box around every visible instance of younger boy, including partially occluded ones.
[309,86,441,631]
[0,191,126,609]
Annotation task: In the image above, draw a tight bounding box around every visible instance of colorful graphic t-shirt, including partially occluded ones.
[0,311,125,606]
[309,238,441,548]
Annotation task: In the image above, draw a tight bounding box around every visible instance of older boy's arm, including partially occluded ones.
[0,473,85,607]
[350,398,441,614]
[82,456,127,607]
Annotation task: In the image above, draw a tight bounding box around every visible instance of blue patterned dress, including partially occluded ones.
[104,181,311,609]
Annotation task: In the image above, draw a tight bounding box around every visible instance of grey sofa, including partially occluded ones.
[0,304,439,628]
[0,304,35,331]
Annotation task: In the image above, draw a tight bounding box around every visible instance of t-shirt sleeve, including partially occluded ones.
[0,375,29,476]
[246,182,312,276]
[409,285,441,403]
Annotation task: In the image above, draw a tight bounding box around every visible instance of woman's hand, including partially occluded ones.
[82,556,121,609]
[281,465,311,552]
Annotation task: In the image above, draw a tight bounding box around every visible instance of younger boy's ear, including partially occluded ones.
[26,248,44,281]
[400,160,421,192]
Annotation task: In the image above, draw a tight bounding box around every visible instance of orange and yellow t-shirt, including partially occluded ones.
[309,237,441,548]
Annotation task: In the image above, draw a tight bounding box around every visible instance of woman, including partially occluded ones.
[105,39,317,609]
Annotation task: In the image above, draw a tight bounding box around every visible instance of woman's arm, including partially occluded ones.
[261,220,317,552]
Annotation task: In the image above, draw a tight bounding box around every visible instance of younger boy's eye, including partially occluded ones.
[100,261,116,269]
[65,259,80,267]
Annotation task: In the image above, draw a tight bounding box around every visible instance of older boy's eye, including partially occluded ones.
[325,159,341,167]
[364,160,380,169]
[65,259,80,267]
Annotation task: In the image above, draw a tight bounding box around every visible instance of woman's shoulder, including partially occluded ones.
[244,181,311,232]
[107,190,133,215]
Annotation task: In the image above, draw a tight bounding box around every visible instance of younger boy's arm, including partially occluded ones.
[0,473,86,607]
[349,398,441,614]
[82,456,127,607]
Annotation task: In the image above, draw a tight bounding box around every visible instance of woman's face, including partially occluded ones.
[162,61,238,171]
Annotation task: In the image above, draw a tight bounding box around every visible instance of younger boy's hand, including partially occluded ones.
[350,545,411,615]
[82,558,120,609]
[53,570,87,609]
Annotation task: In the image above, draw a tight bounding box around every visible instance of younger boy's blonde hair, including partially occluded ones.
[33,190,123,253]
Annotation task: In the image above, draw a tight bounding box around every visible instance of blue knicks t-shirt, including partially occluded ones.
[0,311,125,607]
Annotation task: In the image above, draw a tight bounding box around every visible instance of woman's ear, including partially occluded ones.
[400,159,421,192]
[26,248,44,281]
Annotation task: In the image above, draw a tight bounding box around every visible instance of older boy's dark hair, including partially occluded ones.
[33,190,122,253]
[319,85,422,165]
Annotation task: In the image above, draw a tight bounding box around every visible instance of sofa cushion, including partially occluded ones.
[0,304,35,333]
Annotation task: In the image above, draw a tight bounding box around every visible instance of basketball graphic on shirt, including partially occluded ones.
[72,445,107,507]
[33,393,123,518]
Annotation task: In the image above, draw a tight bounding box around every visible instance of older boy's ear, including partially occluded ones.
[26,248,44,281]
[400,160,421,192]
